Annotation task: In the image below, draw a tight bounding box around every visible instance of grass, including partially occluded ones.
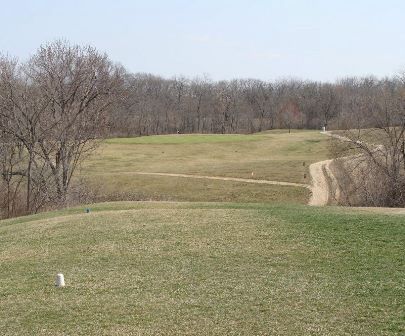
[81,130,329,204]
[88,174,310,204]
[0,201,403,335]
[105,133,267,144]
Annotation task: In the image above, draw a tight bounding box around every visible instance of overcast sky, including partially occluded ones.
[1,0,404,82]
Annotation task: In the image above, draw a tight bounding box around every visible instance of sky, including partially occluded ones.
[0,0,404,82]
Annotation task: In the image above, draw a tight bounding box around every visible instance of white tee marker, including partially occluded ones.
[55,273,65,287]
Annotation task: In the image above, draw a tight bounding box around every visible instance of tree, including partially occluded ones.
[0,54,48,212]
[0,41,125,215]
[0,134,25,218]
[27,40,125,205]
[334,76,405,207]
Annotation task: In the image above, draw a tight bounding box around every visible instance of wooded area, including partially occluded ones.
[110,72,405,137]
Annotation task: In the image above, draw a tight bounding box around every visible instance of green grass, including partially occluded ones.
[81,130,329,204]
[0,201,403,335]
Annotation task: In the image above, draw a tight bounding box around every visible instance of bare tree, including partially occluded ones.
[0,41,124,215]
[0,54,49,212]
[335,77,405,207]
[0,134,25,218]
[26,40,125,205]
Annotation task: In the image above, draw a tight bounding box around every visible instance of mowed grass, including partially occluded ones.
[0,202,403,335]
[81,130,329,204]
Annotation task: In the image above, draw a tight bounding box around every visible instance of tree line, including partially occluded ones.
[1,41,404,217]
[110,73,404,137]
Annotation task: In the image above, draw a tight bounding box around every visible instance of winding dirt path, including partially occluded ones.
[131,132,339,206]
[140,132,402,211]
[96,131,357,206]
[308,159,333,206]
[308,131,381,206]
[97,133,332,205]
[132,169,336,207]
[307,132,350,206]
[131,172,311,189]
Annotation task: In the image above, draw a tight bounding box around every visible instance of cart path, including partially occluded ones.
[92,131,348,206]
[308,159,338,206]
[307,132,351,206]
[130,172,311,189]
[134,132,341,206]
[128,131,402,211]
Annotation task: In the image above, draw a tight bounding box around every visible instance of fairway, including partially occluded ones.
[82,130,329,204]
[0,202,403,335]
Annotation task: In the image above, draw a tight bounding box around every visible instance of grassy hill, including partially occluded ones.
[0,202,403,335]
[81,130,329,204]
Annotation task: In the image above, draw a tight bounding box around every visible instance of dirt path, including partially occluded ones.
[136,132,403,212]
[132,168,339,207]
[308,131,383,206]
[94,131,385,208]
[94,132,402,211]
[308,159,333,206]
[307,132,351,206]
[131,172,311,189]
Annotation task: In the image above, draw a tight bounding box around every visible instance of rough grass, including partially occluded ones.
[87,174,310,204]
[81,130,329,204]
[0,201,403,335]
[105,134,267,144]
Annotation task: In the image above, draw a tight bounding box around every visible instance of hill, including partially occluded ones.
[0,202,403,335]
